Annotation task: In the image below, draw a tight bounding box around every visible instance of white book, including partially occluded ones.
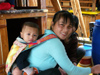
[0,0,5,2]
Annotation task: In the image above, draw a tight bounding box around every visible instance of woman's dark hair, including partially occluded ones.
[73,15,79,31]
[53,10,73,25]
[70,15,79,39]
[22,22,40,31]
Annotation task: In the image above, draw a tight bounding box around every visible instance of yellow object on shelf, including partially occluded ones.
[68,10,100,15]
[77,37,92,44]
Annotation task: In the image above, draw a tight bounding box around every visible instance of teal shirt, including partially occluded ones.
[28,30,91,75]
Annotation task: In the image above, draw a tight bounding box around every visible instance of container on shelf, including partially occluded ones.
[79,44,92,67]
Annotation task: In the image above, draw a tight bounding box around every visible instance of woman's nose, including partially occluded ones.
[62,26,68,33]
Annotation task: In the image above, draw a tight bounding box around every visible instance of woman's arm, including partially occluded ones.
[48,38,91,75]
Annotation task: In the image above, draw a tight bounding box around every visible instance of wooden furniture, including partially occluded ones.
[0,0,48,75]
[46,0,96,13]
[70,0,87,37]
[51,0,62,12]
[60,0,96,11]
[0,20,8,75]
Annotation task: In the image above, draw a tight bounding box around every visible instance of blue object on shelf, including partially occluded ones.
[83,45,92,57]
[92,19,100,66]
[79,44,92,57]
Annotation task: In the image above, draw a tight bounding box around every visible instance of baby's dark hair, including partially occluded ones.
[22,22,39,31]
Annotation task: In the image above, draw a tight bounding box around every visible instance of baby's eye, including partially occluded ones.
[27,33,30,35]
[33,35,37,36]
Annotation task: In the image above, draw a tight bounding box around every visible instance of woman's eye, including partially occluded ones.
[68,26,72,29]
[60,24,64,26]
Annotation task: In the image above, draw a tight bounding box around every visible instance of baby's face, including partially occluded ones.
[20,26,39,43]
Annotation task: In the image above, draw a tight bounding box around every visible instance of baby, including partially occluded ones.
[12,22,39,75]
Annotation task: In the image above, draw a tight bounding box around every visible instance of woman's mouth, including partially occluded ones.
[61,33,66,36]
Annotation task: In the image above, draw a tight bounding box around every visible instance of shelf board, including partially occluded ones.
[81,6,92,9]
[60,1,93,3]
[61,6,92,9]
[61,6,71,8]
[79,1,93,3]
[61,1,70,2]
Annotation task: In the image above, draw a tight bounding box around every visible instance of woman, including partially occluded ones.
[58,15,85,75]
[28,10,100,75]
[61,15,85,65]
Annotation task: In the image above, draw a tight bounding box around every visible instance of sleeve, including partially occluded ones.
[48,38,91,75]
[67,38,78,63]
[16,49,31,70]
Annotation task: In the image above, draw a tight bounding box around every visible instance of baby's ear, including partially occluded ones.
[20,32,23,38]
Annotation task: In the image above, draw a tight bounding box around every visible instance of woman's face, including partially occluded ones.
[52,18,73,40]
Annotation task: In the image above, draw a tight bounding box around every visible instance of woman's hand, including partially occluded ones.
[58,67,68,75]
[73,62,77,66]
[91,64,100,74]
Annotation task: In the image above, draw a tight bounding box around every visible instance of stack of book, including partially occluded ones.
[15,0,37,7]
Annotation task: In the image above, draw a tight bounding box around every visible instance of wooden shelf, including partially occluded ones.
[60,0,96,11]
[61,1,70,2]
[81,7,92,9]
[0,10,48,19]
[79,1,93,3]
[61,1,93,3]
[61,6,71,8]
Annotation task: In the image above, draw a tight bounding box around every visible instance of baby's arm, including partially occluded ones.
[16,50,31,70]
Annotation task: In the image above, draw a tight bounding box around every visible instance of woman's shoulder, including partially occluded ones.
[38,30,56,39]
[44,30,56,36]
[46,37,64,49]
[37,29,64,47]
